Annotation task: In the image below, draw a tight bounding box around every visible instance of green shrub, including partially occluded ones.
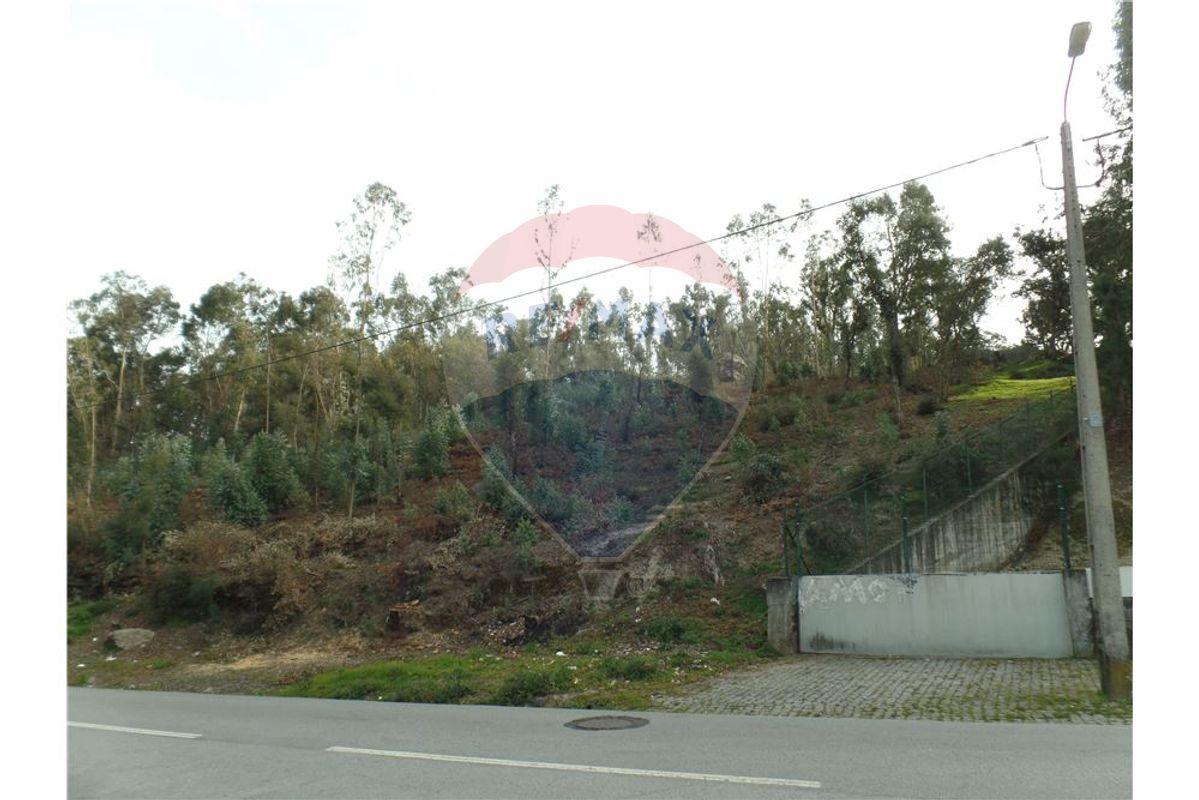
[409,421,449,479]
[529,479,580,525]
[105,432,192,551]
[842,455,888,491]
[730,433,756,462]
[599,656,658,681]
[755,395,800,430]
[101,505,154,563]
[728,443,786,501]
[490,667,568,706]
[553,412,590,452]
[725,582,769,617]
[142,565,217,623]
[839,388,874,408]
[640,615,700,646]
[67,598,117,642]
[511,517,540,570]
[675,451,704,487]
[738,453,786,496]
[934,411,951,447]
[916,395,942,416]
[299,440,349,504]
[774,360,802,386]
[365,425,404,504]
[203,444,268,527]
[427,405,466,444]
[244,432,303,511]
[573,440,609,477]
[877,411,900,442]
[731,436,786,501]
[604,496,634,526]
[475,454,526,523]
[433,481,476,524]
[632,405,663,437]
[804,522,861,574]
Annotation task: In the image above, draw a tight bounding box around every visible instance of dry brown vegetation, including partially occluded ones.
[67,367,1127,703]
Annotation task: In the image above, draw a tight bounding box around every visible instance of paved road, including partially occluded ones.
[68,688,1130,799]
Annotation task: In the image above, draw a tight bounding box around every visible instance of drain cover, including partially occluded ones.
[565,715,649,731]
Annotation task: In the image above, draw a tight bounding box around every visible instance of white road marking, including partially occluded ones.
[326,746,821,789]
[68,721,202,739]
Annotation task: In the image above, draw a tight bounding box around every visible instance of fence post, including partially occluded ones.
[795,522,805,577]
[1058,483,1072,572]
[964,442,973,493]
[900,507,911,573]
[862,485,871,574]
[781,522,792,577]
[921,463,929,523]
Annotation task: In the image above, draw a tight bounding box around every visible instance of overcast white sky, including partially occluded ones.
[62,0,1125,343]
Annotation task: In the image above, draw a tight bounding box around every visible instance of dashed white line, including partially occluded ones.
[68,721,203,739]
[326,746,821,789]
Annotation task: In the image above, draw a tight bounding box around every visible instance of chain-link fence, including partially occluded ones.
[782,389,1080,576]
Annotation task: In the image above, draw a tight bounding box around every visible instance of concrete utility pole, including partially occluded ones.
[1060,21,1131,699]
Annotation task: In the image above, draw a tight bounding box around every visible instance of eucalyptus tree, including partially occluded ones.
[801,231,873,382]
[929,237,1014,396]
[1083,0,1133,413]
[532,185,574,384]
[181,275,277,443]
[838,183,951,390]
[66,334,103,505]
[69,271,180,455]
[1014,228,1072,359]
[328,182,411,517]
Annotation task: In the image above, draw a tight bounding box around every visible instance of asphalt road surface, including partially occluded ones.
[68,687,1130,799]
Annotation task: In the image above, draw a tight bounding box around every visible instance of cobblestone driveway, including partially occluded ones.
[656,655,1130,724]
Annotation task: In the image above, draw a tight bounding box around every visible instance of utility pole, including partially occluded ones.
[1059,21,1130,699]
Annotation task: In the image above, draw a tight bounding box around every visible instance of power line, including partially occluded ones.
[79,133,1049,412]
[1081,125,1131,142]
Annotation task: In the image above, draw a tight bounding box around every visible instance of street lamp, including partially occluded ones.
[1058,20,1131,699]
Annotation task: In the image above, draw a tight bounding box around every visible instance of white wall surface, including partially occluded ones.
[798,572,1075,658]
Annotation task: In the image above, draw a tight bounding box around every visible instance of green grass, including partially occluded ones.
[275,637,771,710]
[1000,359,1074,380]
[598,656,659,681]
[70,656,140,687]
[67,599,117,643]
[490,666,571,705]
[277,655,477,704]
[951,376,1074,403]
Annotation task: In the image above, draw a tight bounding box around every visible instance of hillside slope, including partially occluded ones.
[67,366,1129,706]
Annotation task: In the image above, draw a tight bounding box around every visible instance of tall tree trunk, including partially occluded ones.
[841,330,855,388]
[111,349,127,454]
[348,329,366,520]
[294,363,308,447]
[882,305,907,389]
[233,388,246,436]
[265,355,271,434]
[87,403,97,508]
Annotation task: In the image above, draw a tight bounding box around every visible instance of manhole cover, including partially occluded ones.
[565,715,649,731]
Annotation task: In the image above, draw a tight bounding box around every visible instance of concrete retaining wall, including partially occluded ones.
[765,576,799,654]
[850,463,1035,575]
[797,572,1076,658]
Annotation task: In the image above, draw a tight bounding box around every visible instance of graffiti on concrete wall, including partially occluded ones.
[798,574,920,611]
